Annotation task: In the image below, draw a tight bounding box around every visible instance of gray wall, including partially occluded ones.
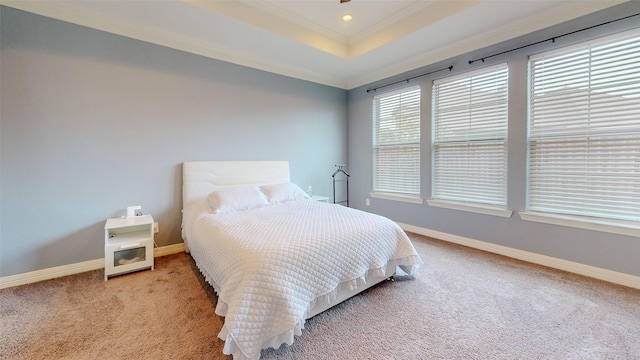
[0,7,347,277]
[348,2,640,277]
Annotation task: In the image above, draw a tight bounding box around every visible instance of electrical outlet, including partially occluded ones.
[365,198,370,206]
[153,222,159,233]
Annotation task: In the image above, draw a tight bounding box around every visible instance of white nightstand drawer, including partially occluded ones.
[105,238,153,279]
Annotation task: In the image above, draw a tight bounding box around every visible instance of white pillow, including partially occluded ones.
[207,187,269,214]
[260,183,310,204]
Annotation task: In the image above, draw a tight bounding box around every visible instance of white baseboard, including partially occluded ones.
[0,243,186,290]
[398,222,640,290]
[154,243,186,257]
[0,258,105,290]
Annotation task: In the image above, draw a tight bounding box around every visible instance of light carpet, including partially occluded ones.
[1,233,639,359]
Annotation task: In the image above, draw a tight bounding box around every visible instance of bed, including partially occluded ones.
[181,161,423,360]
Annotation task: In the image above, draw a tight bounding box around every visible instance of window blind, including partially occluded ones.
[373,85,421,195]
[432,64,509,205]
[528,29,640,221]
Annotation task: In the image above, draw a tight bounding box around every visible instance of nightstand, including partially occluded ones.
[104,215,154,280]
[311,195,329,202]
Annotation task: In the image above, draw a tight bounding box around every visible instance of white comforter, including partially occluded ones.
[183,199,422,360]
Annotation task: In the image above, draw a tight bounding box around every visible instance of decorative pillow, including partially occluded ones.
[207,187,269,214]
[260,183,310,204]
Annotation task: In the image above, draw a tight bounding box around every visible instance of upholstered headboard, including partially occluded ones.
[182,161,290,209]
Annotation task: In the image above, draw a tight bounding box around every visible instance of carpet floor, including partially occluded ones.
[1,233,639,359]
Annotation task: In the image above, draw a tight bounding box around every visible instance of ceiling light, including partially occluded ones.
[342,14,352,22]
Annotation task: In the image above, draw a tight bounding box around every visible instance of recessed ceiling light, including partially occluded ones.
[342,14,353,22]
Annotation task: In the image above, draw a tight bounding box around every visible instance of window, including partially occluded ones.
[372,85,421,197]
[528,29,640,222]
[432,64,509,207]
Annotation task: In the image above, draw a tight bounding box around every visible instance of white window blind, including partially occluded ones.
[432,64,509,206]
[373,85,421,195]
[528,29,640,222]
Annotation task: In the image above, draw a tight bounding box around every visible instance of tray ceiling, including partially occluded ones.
[2,0,627,89]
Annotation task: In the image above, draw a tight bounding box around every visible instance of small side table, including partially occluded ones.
[104,215,154,280]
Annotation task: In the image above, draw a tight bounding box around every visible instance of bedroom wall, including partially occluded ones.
[347,2,640,279]
[0,7,347,277]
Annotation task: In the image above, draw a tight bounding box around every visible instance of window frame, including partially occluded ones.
[371,85,423,203]
[430,63,511,212]
[523,28,640,229]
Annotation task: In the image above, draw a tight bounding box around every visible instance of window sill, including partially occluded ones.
[427,199,513,218]
[369,192,424,204]
[518,211,640,237]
